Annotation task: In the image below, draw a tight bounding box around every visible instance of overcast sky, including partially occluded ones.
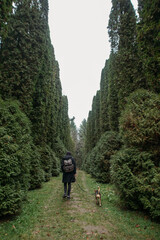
[48,0,138,128]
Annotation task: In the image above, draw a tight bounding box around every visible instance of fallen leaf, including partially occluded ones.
[136,224,140,228]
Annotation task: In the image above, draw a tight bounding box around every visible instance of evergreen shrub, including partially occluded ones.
[120,89,160,159]
[83,150,96,175]
[111,148,160,220]
[85,131,121,183]
[0,98,32,216]
[53,137,66,160]
[111,89,160,219]
[38,143,60,181]
[51,151,60,177]
[39,145,54,182]
[29,144,44,190]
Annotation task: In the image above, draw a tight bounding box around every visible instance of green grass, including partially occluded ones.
[0,171,160,240]
[0,181,55,239]
[85,173,160,240]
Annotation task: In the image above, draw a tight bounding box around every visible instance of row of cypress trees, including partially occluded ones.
[0,0,73,216]
[80,0,160,220]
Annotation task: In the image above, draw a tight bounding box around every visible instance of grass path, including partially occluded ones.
[0,170,160,240]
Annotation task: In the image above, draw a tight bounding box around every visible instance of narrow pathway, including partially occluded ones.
[3,170,159,240]
[30,170,116,240]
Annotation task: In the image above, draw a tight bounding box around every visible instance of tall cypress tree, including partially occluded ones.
[137,0,160,93]
[85,91,101,153]
[40,0,49,22]
[0,0,44,115]
[94,90,101,143]
[108,0,138,111]
[0,0,13,39]
[100,60,110,134]
[54,61,63,141]
[47,58,62,150]
[60,96,72,151]
[77,119,87,168]
[70,117,78,155]
[90,95,97,148]
[0,0,69,184]
[107,53,119,131]
[85,111,94,153]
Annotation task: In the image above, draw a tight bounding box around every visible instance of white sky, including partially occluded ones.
[48,0,138,128]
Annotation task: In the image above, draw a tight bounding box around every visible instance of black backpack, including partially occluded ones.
[63,158,74,173]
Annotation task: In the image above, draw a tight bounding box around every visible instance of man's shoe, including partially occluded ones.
[67,195,70,199]
[63,194,67,198]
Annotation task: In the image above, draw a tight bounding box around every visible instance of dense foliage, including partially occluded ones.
[0,98,33,216]
[111,148,160,219]
[0,0,13,38]
[76,119,87,168]
[111,89,160,219]
[84,132,121,183]
[0,0,72,216]
[137,0,160,93]
[120,89,160,157]
[79,0,160,220]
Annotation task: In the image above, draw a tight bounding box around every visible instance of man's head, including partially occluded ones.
[66,151,71,156]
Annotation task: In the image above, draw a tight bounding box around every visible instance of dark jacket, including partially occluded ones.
[61,155,76,183]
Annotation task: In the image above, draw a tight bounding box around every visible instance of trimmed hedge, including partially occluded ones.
[119,89,160,160]
[40,145,54,182]
[84,131,121,183]
[39,144,60,182]
[51,152,60,177]
[0,98,32,216]
[111,89,160,220]
[111,148,160,220]
[29,144,44,190]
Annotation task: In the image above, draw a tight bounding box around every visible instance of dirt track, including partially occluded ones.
[30,170,116,240]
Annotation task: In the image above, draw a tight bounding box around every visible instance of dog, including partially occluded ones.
[95,186,101,207]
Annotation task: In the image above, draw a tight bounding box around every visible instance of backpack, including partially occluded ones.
[63,158,74,173]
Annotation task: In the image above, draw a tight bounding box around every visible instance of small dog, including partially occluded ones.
[95,186,101,207]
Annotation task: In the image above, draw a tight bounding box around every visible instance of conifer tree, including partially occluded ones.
[54,61,63,139]
[40,0,49,22]
[0,0,44,115]
[107,53,119,131]
[0,0,72,217]
[85,111,93,153]
[0,98,33,216]
[47,58,61,150]
[85,90,101,153]
[0,0,13,39]
[108,0,138,111]
[77,119,87,168]
[70,117,78,156]
[60,96,73,151]
[94,90,101,143]
[137,0,160,93]
[100,60,110,134]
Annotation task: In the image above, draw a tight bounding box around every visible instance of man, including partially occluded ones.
[61,152,76,199]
